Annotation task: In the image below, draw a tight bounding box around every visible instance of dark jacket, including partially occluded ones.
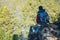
[37,9,49,26]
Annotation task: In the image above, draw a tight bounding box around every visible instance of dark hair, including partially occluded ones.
[39,6,43,10]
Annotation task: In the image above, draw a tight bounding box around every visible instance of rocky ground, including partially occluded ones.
[27,23,60,40]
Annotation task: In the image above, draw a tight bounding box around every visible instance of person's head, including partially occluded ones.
[39,6,44,10]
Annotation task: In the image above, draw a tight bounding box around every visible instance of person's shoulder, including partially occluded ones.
[39,10,45,13]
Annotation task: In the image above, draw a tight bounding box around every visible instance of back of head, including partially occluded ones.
[39,6,43,10]
[38,6,45,12]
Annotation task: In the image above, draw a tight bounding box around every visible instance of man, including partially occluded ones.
[36,6,49,27]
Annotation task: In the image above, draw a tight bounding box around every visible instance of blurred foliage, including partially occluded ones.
[0,27,12,40]
[0,0,60,40]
